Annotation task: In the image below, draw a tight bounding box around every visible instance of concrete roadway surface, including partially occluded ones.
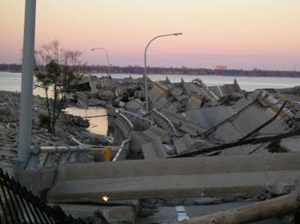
[137,201,284,224]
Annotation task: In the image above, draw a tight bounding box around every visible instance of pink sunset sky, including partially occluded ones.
[1,0,299,70]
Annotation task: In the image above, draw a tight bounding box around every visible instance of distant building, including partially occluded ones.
[213,65,227,70]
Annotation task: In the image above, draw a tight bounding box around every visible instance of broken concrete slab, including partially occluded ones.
[258,90,295,119]
[130,131,153,155]
[186,98,290,142]
[125,99,143,112]
[99,76,117,90]
[149,82,170,110]
[143,126,171,144]
[186,94,203,111]
[160,109,204,136]
[174,134,195,155]
[209,79,242,98]
[95,205,136,224]
[280,137,300,153]
[142,139,169,160]
[184,106,234,131]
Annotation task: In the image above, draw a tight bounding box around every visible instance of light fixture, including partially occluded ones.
[102,195,110,202]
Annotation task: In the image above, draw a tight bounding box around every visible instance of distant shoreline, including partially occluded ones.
[1,71,300,79]
[1,63,300,78]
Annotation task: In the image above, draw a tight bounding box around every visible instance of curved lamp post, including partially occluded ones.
[144,32,182,113]
[91,47,111,76]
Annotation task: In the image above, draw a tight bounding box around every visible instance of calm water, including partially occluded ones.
[1,72,299,92]
[64,107,108,136]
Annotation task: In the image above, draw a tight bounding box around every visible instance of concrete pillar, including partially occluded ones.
[15,0,37,178]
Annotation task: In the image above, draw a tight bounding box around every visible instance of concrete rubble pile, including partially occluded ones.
[0,91,109,175]
[77,75,299,160]
[16,76,300,224]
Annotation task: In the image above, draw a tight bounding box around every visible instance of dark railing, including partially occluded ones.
[0,168,86,224]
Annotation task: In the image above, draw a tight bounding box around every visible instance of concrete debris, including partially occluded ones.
[143,126,171,144]
[209,78,242,98]
[125,99,143,112]
[6,75,300,223]
[94,206,136,224]
[159,108,204,137]
[142,139,170,160]
[174,134,195,155]
[0,91,109,174]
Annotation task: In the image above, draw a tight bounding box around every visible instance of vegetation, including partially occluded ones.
[34,40,82,133]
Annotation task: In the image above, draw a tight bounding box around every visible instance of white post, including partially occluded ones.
[15,0,37,177]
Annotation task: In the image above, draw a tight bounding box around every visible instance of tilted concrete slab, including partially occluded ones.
[186,94,203,111]
[143,126,171,144]
[184,106,234,130]
[280,137,300,153]
[125,99,143,112]
[209,79,242,98]
[182,83,210,98]
[47,154,300,203]
[174,134,195,155]
[232,105,289,136]
[149,82,170,109]
[130,131,153,154]
[160,109,204,136]
[184,98,253,131]
[186,99,290,142]
[208,86,225,98]
[142,139,169,160]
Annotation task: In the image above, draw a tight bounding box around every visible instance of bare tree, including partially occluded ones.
[34,40,82,133]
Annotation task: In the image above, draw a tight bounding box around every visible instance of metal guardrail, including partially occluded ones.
[112,139,130,162]
[25,145,96,169]
[108,109,134,140]
[0,168,86,224]
[25,135,105,169]
[117,112,134,130]
[120,109,154,127]
[25,130,131,169]
[152,109,179,137]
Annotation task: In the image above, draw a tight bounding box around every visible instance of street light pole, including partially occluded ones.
[91,47,111,76]
[16,0,37,177]
[144,33,182,113]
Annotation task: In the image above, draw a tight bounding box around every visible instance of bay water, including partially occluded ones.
[1,72,299,92]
